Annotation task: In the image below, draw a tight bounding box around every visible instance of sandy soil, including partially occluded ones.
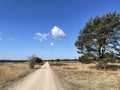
[7,62,63,90]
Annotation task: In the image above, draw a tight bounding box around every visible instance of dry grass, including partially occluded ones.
[0,62,33,89]
[51,62,120,90]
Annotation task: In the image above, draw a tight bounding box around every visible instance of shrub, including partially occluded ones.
[28,55,43,69]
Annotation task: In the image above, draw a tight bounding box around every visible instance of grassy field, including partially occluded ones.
[0,62,33,90]
[51,62,120,90]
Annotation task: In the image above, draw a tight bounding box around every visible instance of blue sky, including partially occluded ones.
[0,0,120,60]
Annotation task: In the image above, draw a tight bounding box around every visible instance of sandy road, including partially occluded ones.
[8,62,63,90]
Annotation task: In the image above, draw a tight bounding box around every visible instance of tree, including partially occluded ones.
[28,55,43,69]
[75,12,120,69]
[78,52,95,63]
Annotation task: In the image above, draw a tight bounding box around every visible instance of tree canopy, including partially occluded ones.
[75,12,120,60]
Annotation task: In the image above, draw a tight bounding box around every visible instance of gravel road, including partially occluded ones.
[8,62,63,90]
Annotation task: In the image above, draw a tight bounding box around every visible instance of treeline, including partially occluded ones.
[0,58,78,63]
[0,60,28,63]
[45,59,78,62]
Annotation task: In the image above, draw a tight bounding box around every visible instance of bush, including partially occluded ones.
[28,55,43,69]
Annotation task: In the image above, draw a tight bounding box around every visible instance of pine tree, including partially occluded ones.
[75,12,120,69]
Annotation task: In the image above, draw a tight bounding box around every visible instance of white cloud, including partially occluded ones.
[50,42,54,46]
[51,26,66,39]
[0,37,2,40]
[34,33,49,41]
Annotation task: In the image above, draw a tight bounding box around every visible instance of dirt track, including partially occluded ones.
[8,62,63,90]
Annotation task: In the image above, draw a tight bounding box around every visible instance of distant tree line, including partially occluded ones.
[48,59,78,62]
[0,60,27,63]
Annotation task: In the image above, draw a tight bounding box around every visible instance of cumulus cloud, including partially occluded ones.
[34,33,49,41]
[50,42,54,46]
[51,26,66,39]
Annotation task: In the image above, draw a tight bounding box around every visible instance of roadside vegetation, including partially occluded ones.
[0,55,43,90]
[28,55,43,69]
[0,62,32,89]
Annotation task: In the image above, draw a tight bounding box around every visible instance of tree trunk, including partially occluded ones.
[98,47,102,69]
